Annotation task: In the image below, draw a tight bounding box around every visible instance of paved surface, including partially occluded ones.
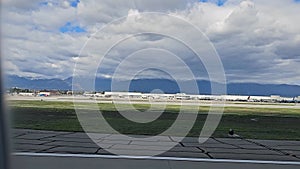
[12,154,300,169]
[7,96,300,109]
[12,129,300,162]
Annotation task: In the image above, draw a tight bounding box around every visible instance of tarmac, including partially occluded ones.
[11,129,300,169]
[12,129,300,161]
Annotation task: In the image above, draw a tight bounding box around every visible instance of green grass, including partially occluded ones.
[9,100,300,140]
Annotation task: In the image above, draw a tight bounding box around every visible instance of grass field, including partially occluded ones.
[9,100,300,140]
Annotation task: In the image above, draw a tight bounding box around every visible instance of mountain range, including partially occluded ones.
[5,75,300,97]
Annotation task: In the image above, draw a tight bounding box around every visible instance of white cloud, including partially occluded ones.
[1,0,300,85]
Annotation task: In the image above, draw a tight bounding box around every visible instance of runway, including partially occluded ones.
[7,95,300,109]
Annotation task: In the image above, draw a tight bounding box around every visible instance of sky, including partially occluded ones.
[1,0,300,85]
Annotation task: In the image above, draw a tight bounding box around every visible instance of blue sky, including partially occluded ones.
[39,0,80,7]
[199,0,227,6]
[70,0,80,7]
[44,0,85,33]
[59,22,86,33]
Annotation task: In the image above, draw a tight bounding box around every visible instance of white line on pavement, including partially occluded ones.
[13,152,300,165]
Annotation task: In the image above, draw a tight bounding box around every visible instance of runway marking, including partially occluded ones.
[13,152,300,165]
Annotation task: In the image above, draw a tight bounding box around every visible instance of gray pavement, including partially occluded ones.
[12,154,300,169]
[11,129,300,162]
[7,95,300,109]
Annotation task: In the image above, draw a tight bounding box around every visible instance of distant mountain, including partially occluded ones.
[5,75,71,90]
[228,83,300,97]
[5,75,300,97]
[125,79,300,97]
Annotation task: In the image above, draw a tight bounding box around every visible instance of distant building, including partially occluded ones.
[38,92,50,97]
[83,92,97,97]
[66,91,73,95]
[18,92,35,96]
[222,95,249,101]
[75,91,299,103]
[104,92,142,99]
[175,93,190,100]
[245,96,271,102]
[95,93,105,97]
[280,97,294,103]
[270,95,281,102]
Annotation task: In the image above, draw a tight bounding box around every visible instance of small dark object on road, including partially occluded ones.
[228,128,240,138]
[229,129,234,136]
